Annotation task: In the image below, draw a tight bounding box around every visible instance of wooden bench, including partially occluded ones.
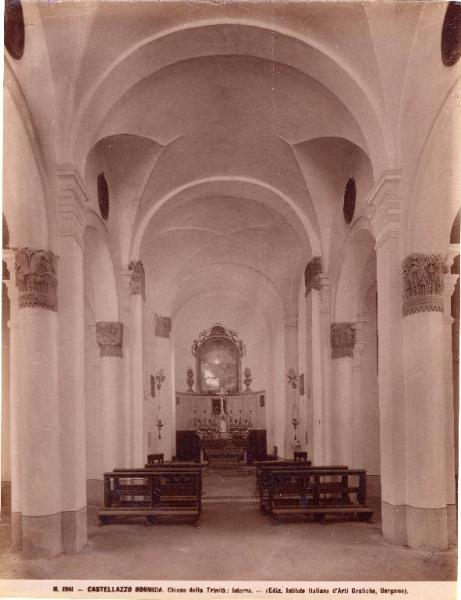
[263,467,373,524]
[254,461,346,514]
[98,466,202,526]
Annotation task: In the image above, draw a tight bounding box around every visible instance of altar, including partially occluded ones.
[175,323,268,466]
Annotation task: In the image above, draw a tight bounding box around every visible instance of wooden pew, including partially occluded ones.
[264,467,373,524]
[254,461,347,515]
[98,466,202,526]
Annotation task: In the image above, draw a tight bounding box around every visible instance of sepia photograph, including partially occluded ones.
[0,0,459,598]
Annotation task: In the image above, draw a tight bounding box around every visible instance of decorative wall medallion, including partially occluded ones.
[330,322,356,359]
[304,256,322,296]
[402,253,448,316]
[96,321,123,357]
[343,178,356,224]
[442,1,461,67]
[129,260,145,297]
[97,172,109,221]
[155,313,172,338]
[5,0,25,60]
[15,248,58,311]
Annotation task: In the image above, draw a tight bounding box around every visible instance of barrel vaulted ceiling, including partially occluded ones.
[7,1,457,319]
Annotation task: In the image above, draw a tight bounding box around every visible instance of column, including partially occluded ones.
[56,175,87,551]
[283,315,298,459]
[442,255,458,545]
[304,257,325,464]
[13,248,62,556]
[369,173,407,546]
[128,261,145,467]
[3,250,20,549]
[330,322,356,465]
[402,253,451,550]
[351,317,368,468]
[319,274,333,464]
[96,322,124,473]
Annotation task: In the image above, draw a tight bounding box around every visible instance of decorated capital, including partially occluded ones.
[15,247,58,311]
[96,321,123,357]
[304,256,322,296]
[129,260,145,298]
[330,322,356,359]
[402,253,448,317]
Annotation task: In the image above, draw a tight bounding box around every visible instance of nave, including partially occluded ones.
[0,471,456,582]
[1,0,459,576]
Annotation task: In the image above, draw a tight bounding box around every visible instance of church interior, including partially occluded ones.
[0,0,459,583]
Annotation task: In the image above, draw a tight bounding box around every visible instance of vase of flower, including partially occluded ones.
[186,367,194,392]
[243,367,252,391]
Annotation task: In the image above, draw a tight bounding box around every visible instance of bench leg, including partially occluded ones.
[98,515,110,526]
[357,512,373,522]
[312,513,325,523]
[146,515,157,526]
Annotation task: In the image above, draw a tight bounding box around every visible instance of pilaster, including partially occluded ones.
[367,171,407,545]
[56,176,88,552]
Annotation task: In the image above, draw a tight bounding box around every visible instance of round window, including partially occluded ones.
[4,0,25,60]
[343,178,356,224]
[441,2,461,67]
[97,172,109,221]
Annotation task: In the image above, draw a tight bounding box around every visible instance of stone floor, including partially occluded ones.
[0,469,457,581]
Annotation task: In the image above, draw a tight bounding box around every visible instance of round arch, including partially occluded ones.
[70,21,390,175]
[132,176,321,262]
[333,219,376,322]
[405,76,461,255]
[83,226,119,322]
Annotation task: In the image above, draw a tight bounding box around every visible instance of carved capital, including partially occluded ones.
[96,321,123,357]
[15,248,58,311]
[129,260,145,297]
[330,322,356,359]
[304,256,322,296]
[402,253,448,317]
[155,313,171,338]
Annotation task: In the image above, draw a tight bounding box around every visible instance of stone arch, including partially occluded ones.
[3,86,49,250]
[83,226,119,322]
[405,76,461,255]
[70,21,390,176]
[333,220,376,322]
[131,177,320,262]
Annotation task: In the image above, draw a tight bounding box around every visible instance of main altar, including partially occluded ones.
[175,323,267,466]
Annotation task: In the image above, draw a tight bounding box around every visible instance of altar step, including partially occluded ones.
[204,465,254,476]
[202,496,258,504]
[202,467,258,503]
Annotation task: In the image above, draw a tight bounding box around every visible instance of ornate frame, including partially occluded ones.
[191,323,246,394]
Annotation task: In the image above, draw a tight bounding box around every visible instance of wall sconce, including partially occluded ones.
[155,368,166,439]
[287,369,300,443]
